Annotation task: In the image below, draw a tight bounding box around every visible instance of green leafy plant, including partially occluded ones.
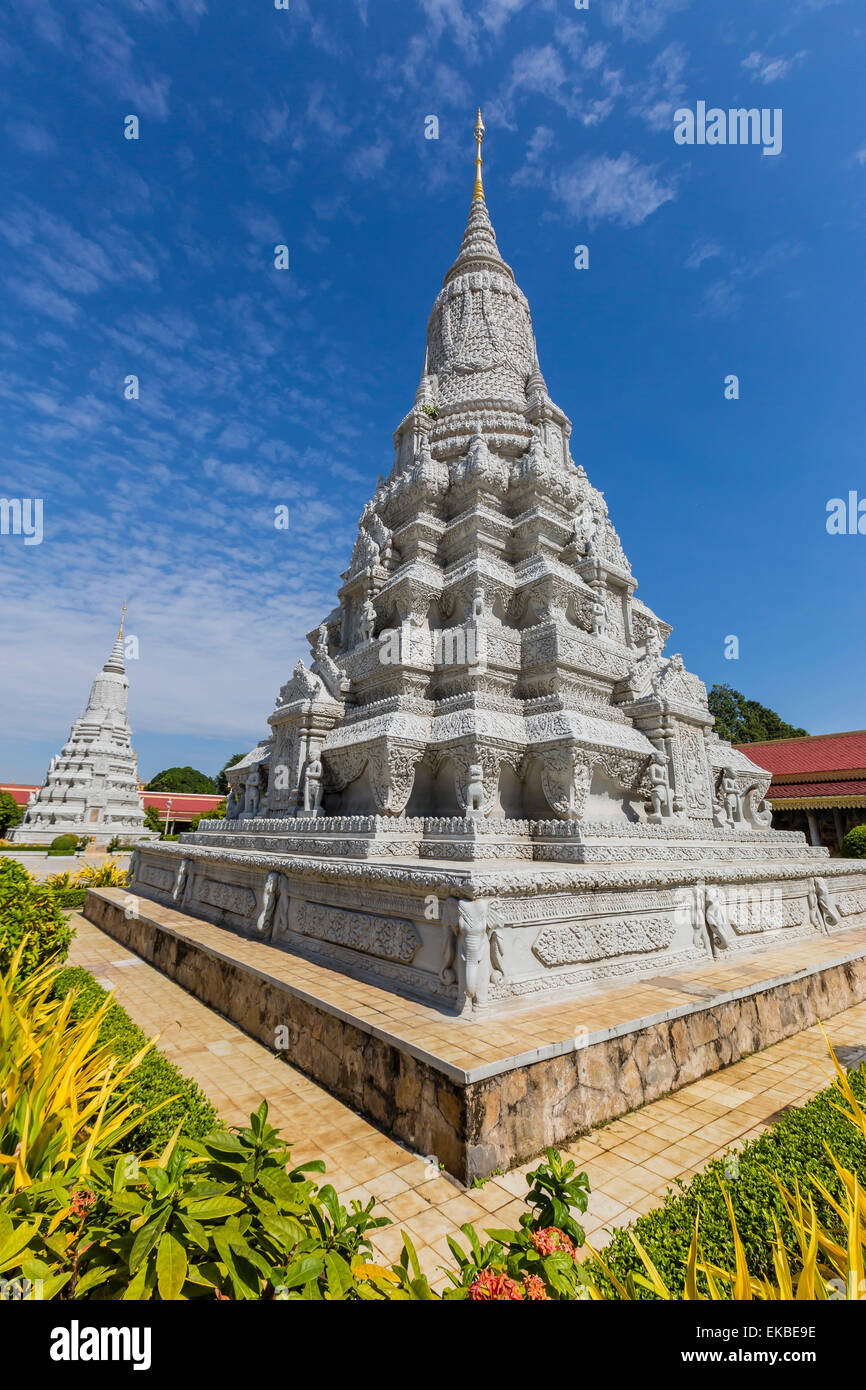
[52,968,217,1154]
[588,1055,866,1299]
[444,1149,590,1300]
[0,858,72,978]
[0,792,23,836]
[0,944,162,1194]
[583,1042,866,1302]
[841,825,866,859]
[708,684,807,744]
[2,1102,426,1300]
[146,767,217,793]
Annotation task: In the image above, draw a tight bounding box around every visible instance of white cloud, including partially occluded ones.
[606,0,691,43]
[347,138,391,181]
[511,125,556,189]
[741,50,807,84]
[480,0,530,36]
[685,238,722,269]
[630,42,688,132]
[554,153,676,227]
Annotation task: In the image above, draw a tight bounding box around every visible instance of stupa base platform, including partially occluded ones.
[85,885,866,1182]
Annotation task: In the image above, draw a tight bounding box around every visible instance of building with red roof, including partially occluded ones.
[1,783,224,835]
[734,730,866,851]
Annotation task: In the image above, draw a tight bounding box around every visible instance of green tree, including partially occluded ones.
[143,804,164,833]
[0,791,24,835]
[215,753,247,795]
[145,766,217,793]
[707,684,808,745]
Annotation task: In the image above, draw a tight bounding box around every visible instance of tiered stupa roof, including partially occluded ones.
[216,112,766,847]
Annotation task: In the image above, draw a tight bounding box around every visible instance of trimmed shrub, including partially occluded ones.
[0,857,73,977]
[52,967,218,1153]
[841,823,866,858]
[54,888,87,910]
[49,834,78,856]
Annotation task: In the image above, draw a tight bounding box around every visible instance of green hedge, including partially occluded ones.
[0,856,73,977]
[54,887,87,910]
[592,1062,866,1297]
[52,967,219,1154]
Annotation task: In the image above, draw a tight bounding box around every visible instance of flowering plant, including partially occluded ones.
[443,1149,591,1301]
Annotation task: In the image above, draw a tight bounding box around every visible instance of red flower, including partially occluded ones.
[467,1268,523,1301]
[70,1189,96,1219]
[531,1226,577,1260]
[521,1273,550,1300]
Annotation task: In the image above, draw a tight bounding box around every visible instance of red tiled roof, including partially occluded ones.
[734,731,866,777]
[1,784,223,816]
[142,793,223,814]
[766,779,866,802]
[0,784,39,807]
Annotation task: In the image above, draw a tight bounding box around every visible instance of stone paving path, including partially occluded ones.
[67,912,866,1288]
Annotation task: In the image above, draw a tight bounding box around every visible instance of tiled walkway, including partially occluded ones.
[67,912,866,1286]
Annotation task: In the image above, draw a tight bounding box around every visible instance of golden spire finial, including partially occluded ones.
[473,107,485,202]
[118,600,127,641]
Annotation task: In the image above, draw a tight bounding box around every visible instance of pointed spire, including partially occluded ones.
[526,336,549,400]
[103,609,127,676]
[473,108,485,202]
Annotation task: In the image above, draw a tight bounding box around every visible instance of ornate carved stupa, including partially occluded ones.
[11,609,155,846]
[128,114,866,1017]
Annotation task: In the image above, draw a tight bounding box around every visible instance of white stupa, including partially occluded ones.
[11,608,156,846]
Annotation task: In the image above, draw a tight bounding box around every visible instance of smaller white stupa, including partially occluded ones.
[10,607,156,847]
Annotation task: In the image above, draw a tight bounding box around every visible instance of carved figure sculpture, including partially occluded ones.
[569,500,595,554]
[720,768,741,827]
[302,756,324,817]
[225,786,241,820]
[643,622,662,660]
[440,899,505,1008]
[358,596,377,645]
[646,749,674,822]
[243,768,261,817]
[590,595,607,638]
[465,763,485,818]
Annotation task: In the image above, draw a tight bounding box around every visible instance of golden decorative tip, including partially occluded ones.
[473,107,485,202]
[118,600,127,641]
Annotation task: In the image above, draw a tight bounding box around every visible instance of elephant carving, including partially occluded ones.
[808,877,840,936]
[704,884,734,957]
[173,858,192,906]
[440,899,505,1009]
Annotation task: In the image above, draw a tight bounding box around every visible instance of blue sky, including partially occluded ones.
[0,0,863,785]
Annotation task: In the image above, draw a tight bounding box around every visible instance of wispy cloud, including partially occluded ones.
[629,42,688,131]
[554,153,676,227]
[698,241,803,318]
[741,50,807,84]
[685,238,722,269]
[605,0,691,43]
